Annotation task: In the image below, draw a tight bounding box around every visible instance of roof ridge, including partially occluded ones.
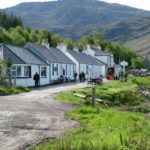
[25,43,49,64]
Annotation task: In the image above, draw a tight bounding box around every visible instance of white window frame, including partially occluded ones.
[24,66,31,77]
[11,66,21,77]
[41,66,47,78]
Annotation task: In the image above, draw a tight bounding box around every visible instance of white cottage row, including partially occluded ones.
[57,43,105,79]
[0,42,106,87]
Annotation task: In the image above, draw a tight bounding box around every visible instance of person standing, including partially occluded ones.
[33,72,40,88]
[74,72,77,81]
[79,73,82,82]
[82,72,85,82]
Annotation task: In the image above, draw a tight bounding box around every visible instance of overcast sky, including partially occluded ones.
[0,0,150,11]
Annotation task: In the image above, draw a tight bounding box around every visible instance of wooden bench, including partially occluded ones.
[87,78,103,85]
[95,99,104,103]
[73,93,87,99]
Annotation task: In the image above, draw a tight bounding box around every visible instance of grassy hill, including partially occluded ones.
[4,0,150,57]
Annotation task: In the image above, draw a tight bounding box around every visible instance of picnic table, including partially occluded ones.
[87,77,103,85]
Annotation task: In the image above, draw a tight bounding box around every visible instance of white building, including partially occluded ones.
[0,43,50,87]
[84,45,114,66]
[57,43,105,79]
[25,43,75,83]
[84,45,115,77]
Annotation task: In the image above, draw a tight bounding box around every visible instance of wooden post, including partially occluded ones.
[92,87,96,107]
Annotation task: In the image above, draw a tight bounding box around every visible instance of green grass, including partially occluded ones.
[73,77,149,106]
[55,92,85,105]
[31,77,150,150]
[131,76,150,89]
[32,107,150,150]
[0,85,30,95]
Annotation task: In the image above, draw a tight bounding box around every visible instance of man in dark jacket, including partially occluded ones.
[82,72,85,82]
[33,72,40,87]
[74,72,78,81]
[79,73,82,82]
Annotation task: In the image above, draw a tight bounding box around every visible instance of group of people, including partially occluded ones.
[73,72,86,82]
[79,72,85,82]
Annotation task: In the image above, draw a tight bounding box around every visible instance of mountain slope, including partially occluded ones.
[4,0,150,57]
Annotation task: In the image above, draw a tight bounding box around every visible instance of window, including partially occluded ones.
[86,65,89,74]
[12,66,21,77]
[56,64,58,75]
[52,64,59,76]
[41,66,47,77]
[66,64,67,75]
[69,64,71,75]
[24,66,31,77]
[52,64,54,75]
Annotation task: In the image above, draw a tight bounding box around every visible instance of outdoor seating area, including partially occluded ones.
[87,77,103,85]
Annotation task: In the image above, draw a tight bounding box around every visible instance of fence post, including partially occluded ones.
[92,87,96,107]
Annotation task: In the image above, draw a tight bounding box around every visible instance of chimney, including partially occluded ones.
[97,45,102,50]
[57,43,67,53]
[41,38,50,49]
[87,44,91,50]
[73,47,79,53]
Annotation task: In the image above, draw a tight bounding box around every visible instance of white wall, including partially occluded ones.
[40,65,50,86]
[1,64,48,87]
[50,63,74,83]
[101,65,107,77]
[12,64,50,87]
[57,45,79,79]
[84,48,95,57]
[92,65,100,78]
[79,64,101,79]
[50,63,60,82]
[61,63,74,80]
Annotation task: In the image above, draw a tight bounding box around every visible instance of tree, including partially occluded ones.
[29,30,38,43]
[0,59,8,86]
[64,38,74,50]
[6,57,13,87]
[92,31,105,47]
[132,56,144,69]
[0,10,22,29]
[38,29,50,43]
[77,36,94,51]
[144,56,150,70]
[51,34,62,48]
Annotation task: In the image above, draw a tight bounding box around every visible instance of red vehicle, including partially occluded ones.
[107,68,115,80]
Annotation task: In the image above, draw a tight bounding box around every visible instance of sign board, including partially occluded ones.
[120,61,128,67]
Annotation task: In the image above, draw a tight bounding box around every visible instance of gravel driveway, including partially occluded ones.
[0,82,89,150]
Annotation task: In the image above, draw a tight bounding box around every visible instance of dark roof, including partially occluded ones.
[90,45,110,56]
[4,44,46,65]
[25,43,74,64]
[68,50,103,66]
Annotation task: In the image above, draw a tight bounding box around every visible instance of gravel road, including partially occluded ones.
[0,82,89,150]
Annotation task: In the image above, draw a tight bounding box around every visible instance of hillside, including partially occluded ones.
[4,0,150,57]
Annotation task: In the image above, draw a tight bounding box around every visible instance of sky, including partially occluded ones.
[0,0,150,11]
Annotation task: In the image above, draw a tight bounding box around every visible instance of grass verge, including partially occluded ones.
[0,85,30,95]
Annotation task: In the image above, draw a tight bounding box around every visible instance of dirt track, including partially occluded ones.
[0,82,89,150]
